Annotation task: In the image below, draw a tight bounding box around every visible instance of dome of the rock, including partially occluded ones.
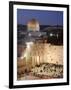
[27,19,40,31]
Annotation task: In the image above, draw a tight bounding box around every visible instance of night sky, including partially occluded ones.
[17,9,63,26]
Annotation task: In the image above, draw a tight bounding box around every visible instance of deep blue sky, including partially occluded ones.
[17,9,63,26]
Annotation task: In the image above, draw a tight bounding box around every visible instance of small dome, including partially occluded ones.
[27,19,40,31]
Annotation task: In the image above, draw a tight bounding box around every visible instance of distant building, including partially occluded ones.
[27,19,40,31]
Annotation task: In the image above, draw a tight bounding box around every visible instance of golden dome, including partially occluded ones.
[27,19,40,31]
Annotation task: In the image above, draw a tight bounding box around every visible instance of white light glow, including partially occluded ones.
[20,56,24,60]
[28,33,31,36]
[20,42,33,60]
[26,42,33,49]
[23,52,27,58]
[57,34,58,38]
[50,33,53,36]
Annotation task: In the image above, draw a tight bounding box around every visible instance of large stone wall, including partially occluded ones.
[18,43,63,67]
[30,43,63,66]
